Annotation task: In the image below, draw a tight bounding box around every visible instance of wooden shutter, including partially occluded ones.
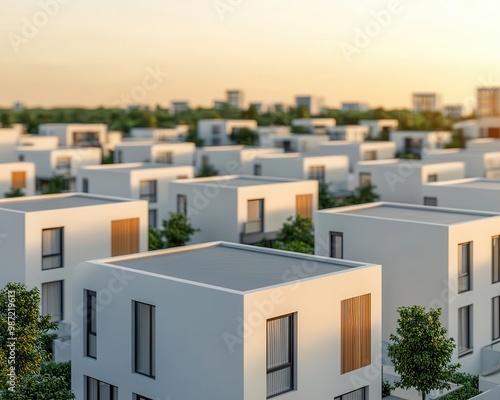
[11,171,26,189]
[296,194,312,219]
[111,218,139,256]
[341,293,371,374]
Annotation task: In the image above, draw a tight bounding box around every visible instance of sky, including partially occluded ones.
[2,0,500,109]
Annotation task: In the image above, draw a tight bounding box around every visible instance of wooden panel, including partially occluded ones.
[111,218,140,257]
[296,194,313,219]
[341,293,371,374]
[11,171,26,189]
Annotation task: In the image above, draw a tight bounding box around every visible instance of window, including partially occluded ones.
[11,171,26,189]
[85,290,97,358]
[82,178,89,193]
[267,313,295,398]
[254,164,262,176]
[427,173,438,182]
[134,301,155,378]
[42,228,63,270]
[363,150,377,161]
[308,166,325,184]
[359,172,372,188]
[341,294,371,373]
[246,199,264,234]
[458,242,472,293]
[493,297,500,341]
[117,150,123,163]
[18,154,24,162]
[55,157,72,175]
[86,376,118,400]
[493,236,500,284]
[148,209,157,229]
[42,281,63,323]
[156,151,173,164]
[335,387,368,400]
[177,194,187,216]
[330,232,343,259]
[296,194,313,219]
[458,305,473,356]
[212,138,221,146]
[111,218,140,257]
[139,180,157,203]
[202,155,209,168]
[424,197,438,206]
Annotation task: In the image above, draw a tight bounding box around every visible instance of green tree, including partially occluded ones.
[242,105,259,120]
[197,164,218,177]
[268,215,314,254]
[4,189,24,198]
[343,183,379,206]
[318,183,337,209]
[230,128,258,145]
[148,212,199,250]
[43,176,65,195]
[388,306,460,400]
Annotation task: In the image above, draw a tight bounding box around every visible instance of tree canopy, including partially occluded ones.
[149,212,199,250]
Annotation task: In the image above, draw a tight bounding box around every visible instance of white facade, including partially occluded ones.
[295,95,325,115]
[0,193,148,345]
[114,141,195,166]
[328,125,370,142]
[443,104,464,119]
[291,118,336,134]
[315,202,500,374]
[390,131,452,157]
[264,134,329,153]
[0,162,36,197]
[0,124,24,162]
[253,153,349,192]
[39,124,108,147]
[71,241,382,400]
[478,117,500,139]
[454,120,480,139]
[423,149,500,178]
[354,159,465,204]
[341,102,369,112]
[313,141,396,172]
[129,126,189,142]
[198,119,258,146]
[359,119,399,138]
[167,175,318,244]
[18,134,59,149]
[77,163,194,228]
[195,146,283,175]
[467,139,500,153]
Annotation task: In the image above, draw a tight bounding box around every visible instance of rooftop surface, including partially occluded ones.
[108,242,367,292]
[175,175,300,187]
[0,194,127,212]
[428,179,500,190]
[327,203,496,225]
[82,163,188,173]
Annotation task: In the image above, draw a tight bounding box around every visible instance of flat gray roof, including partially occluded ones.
[84,163,187,173]
[178,176,297,187]
[0,194,127,212]
[335,203,496,225]
[110,243,363,292]
[436,179,500,190]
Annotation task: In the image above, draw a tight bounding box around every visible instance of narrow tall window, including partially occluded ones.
[177,194,187,216]
[458,242,472,293]
[117,150,123,163]
[134,301,156,378]
[458,305,473,356]
[42,228,63,270]
[156,151,173,164]
[139,180,157,203]
[11,171,26,189]
[308,166,325,184]
[359,172,372,188]
[267,313,295,398]
[85,290,97,358]
[254,164,262,176]
[335,387,368,400]
[424,197,438,206]
[330,232,344,259]
[82,178,89,193]
[493,297,500,341]
[493,236,500,284]
[148,209,157,229]
[296,194,313,219]
[42,281,63,323]
[55,157,72,175]
[246,199,264,233]
[86,376,118,400]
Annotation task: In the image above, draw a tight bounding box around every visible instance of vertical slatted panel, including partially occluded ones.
[296,194,312,219]
[111,218,140,256]
[11,171,26,189]
[341,293,371,374]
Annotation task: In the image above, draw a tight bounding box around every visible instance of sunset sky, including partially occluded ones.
[2,0,500,109]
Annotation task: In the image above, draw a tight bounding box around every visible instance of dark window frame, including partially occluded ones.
[329,231,344,259]
[42,227,64,270]
[247,198,264,234]
[148,209,157,229]
[82,178,89,193]
[85,376,118,400]
[133,395,153,400]
[139,180,157,203]
[85,290,97,359]
[308,165,326,184]
[458,242,473,293]
[493,236,500,284]
[42,280,64,323]
[133,301,156,379]
[458,305,473,357]
[424,197,438,206]
[493,296,500,342]
[334,386,368,400]
[177,194,187,216]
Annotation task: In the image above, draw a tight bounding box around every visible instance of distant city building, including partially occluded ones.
[443,104,464,119]
[226,89,245,109]
[412,93,441,112]
[213,100,227,109]
[13,101,25,112]
[341,102,369,112]
[328,125,370,142]
[170,101,190,115]
[249,102,265,113]
[197,119,258,146]
[38,123,108,148]
[390,130,453,157]
[295,95,325,116]
[477,88,500,118]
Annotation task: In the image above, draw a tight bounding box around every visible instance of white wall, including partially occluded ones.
[115,142,195,165]
[0,125,23,162]
[424,150,500,178]
[390,131,452,154]
[0,162,36,197]
[39,124,107,147]
[198,120,258,146]
[18,135,59,149]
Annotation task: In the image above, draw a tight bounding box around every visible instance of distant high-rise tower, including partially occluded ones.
[412,93,441,112]
[295,95,325,116]
[341,102,369,112]
[477,88,500,118]
[226,90,245,110]
[170,101,190,115]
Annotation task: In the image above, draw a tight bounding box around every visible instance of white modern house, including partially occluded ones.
[16,147,102,193]
[359,119,399,139]
[354,159,465,204]
[197,119,258,146]
[167,175,318,244]
[71,241,382,400]
[422,178,500,210]
[39,124,108,148]
[0,162,36,197]
[328,125,370,142]
[0,124,24,162]
[315,202,500,374]
[454,120,480,139]
[128,126,189,142]
[312,141,396,172]
[195,146,283,175]
[77,163,194,228]
[253,153,349,193]
[114,141,195,166]
[0,193,148,360]
[390,131,452,157]
[291,118,336,134]
[423,149,500,178]
[264,134,329,153]
[18,134,59,149]
[467,139,500,153]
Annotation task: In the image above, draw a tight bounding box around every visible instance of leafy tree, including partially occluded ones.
[4,188,24,198]
[343,183,379,205]
[388,306,460,400]
[291,125,311,134]
[263,215,314,254]
[102,150,114,165]
[148,212,199,250]
[273,240,313,254]
[197,164,218,177]
[43,176,65,195]
[185,130,203,147]
[230,128,258,146]
[294,105,310,118]
[242,105,259,120]
[318,183,337,209]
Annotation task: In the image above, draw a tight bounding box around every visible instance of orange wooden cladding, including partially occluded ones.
[11,171,26,189]
[341,293,371,374]
[111,218,140,256]
[296,194,313,219]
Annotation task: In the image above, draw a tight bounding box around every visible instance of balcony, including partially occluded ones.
[240,220,278,245]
